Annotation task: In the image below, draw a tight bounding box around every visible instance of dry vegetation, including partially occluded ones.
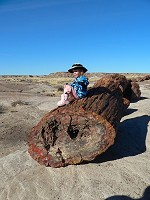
[11,100,30,107]
[1,72,150,85]
[0,74,74,86]
[0,104,7,114]
[0,72,150,97]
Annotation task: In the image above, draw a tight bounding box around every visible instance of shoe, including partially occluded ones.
[57,100,65,106]
[57,94,70,107]
[57,99,69,107]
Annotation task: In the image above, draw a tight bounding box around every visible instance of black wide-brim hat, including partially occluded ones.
[68,63,88,73]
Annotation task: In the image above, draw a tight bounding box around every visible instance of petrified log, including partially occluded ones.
[123,80,141,101]
[28,109,116,167]
[28,74,141,167]
[131,74,150,82]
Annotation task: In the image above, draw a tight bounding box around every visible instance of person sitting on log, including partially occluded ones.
[57,63,89,106]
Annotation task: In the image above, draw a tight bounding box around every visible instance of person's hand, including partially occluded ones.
[68,93,75,102]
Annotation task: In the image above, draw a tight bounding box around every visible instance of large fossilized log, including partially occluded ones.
[123,80,141,101]
[28,74,141,167]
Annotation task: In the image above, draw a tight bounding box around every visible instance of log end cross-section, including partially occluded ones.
[28,109,115,168]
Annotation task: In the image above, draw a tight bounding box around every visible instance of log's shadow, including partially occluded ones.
[105,186,150,200]
[91,115,150,163]
[139,96,149,101]
[123,108,138,116]
[131,96,149,103]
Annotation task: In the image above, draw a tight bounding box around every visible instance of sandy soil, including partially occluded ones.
[0,79,150,200]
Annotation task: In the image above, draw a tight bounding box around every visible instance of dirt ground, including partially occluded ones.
[0,80,60,157]
[0,77,150,200]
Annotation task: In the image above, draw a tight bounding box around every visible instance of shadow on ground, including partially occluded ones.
[105,186,150,200]
[91,114,150,163]
[131,96,149,103]
[123,108,138,116]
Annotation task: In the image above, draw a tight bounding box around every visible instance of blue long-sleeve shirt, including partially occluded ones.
[71,75,89,98]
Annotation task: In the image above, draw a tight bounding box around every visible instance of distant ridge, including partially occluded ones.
[47,72,150,79]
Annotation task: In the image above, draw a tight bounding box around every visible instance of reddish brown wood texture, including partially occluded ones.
[28,74,141,167]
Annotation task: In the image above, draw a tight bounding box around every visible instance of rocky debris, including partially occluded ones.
[28,74,141,167]
[130,74,150,82]
[123,80,141,101]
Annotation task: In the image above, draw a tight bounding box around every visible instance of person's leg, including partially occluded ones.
[67,88,79,102]
[57,85,79,106]
[64,84,72,94]
[64,84,78,98]
[71,87,79,99]
[57,94,69,106]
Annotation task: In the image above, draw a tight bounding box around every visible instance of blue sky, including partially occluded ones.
[0,0,150,75]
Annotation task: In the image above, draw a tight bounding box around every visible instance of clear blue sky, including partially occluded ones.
[0,0,150,75]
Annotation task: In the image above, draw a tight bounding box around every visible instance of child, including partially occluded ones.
[57,63,89,106]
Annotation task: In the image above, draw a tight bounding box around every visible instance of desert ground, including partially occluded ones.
[0,73,150,200]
